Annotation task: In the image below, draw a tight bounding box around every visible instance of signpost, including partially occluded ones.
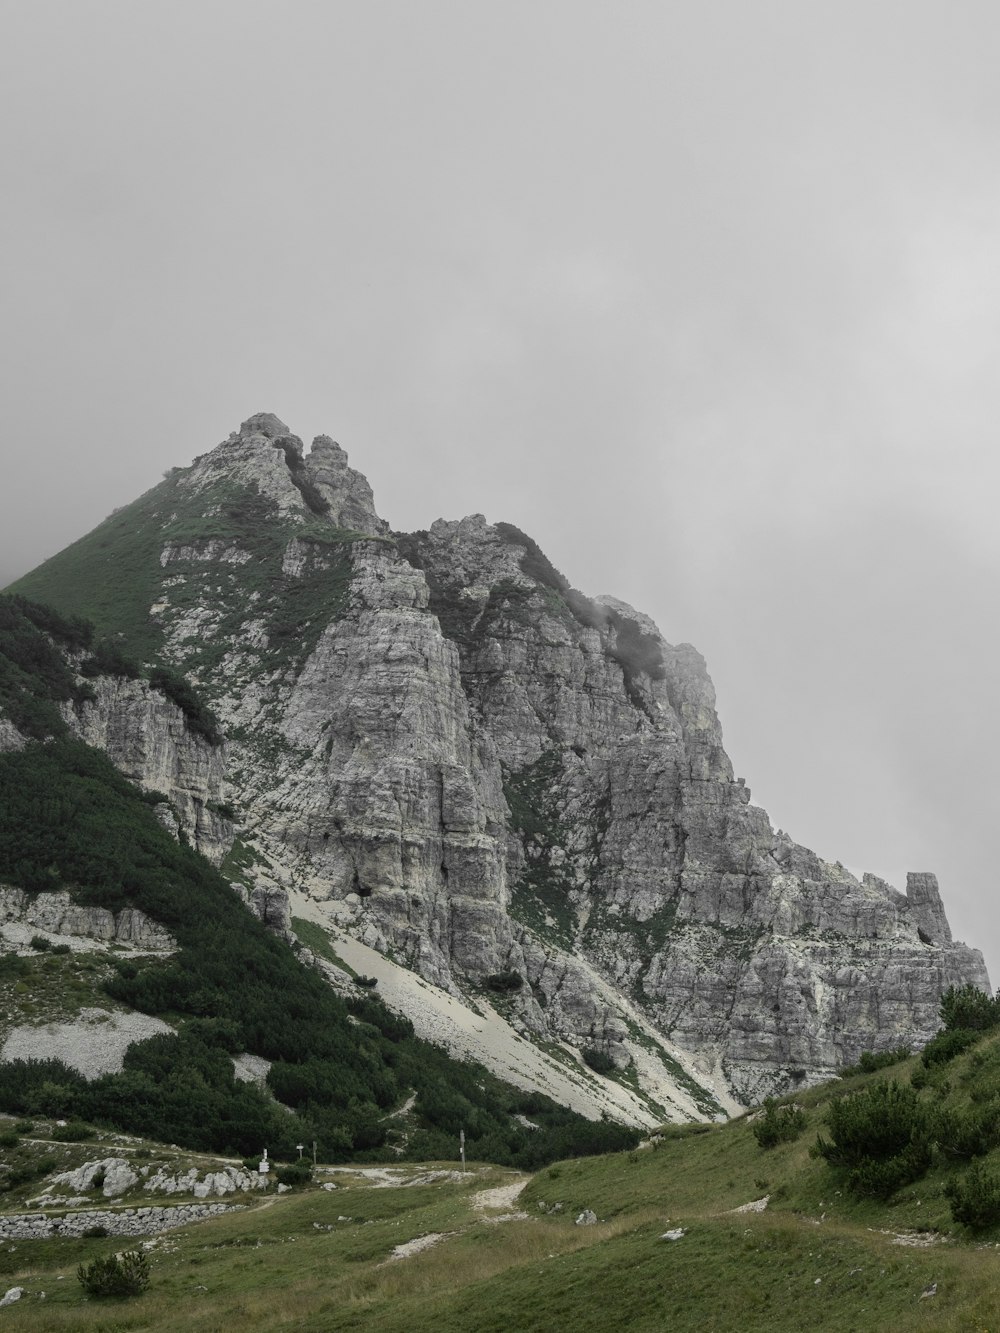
[460,1128,465,1173]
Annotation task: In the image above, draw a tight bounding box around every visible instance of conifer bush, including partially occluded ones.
[839,1046,910,1078]
[77,1250,150,1298]
[946,1160,1000,1230]
[752,1099,807,1149]
[920,1027,980,1067]
[814,1081,933,1197]
[940,983,1000,1032]
[934,1104,1000,1160]
[581,1047,615,1075]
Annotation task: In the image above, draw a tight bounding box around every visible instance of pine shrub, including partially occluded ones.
[920,1028,980,1067]
[946,1160,1000,1230]
[839,1046,911,1078]
[940,984,1000,1033]
[581,1048,615,1076]
[814,1080,933,1197]
[77,1250,150,1298]
[753,1099,807,1149]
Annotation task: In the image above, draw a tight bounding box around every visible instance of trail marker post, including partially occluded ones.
[460,1128,465,1172]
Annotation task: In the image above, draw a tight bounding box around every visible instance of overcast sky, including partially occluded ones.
[2,1,998,981]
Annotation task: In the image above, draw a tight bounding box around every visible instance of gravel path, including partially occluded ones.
[471,1179,529,1212]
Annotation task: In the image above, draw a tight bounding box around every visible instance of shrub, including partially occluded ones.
[493,522,570,593]
[13,1120,34,1134]
[934,1104,1000,1159]
[28,934,51,951]
[275,1161,312,1186]
[839,1046,911,1078]
[0,1131,17,1149]
[147,666,221,745]
[946,1161,1000,1229]
[814,1080,933,1198]
[940,984,1000,1033]
[77,1249,150,1298]
[917,1061,949,1093]
[51,1120,94,1141]
[82,1224,109,1238]
[753,1099,807,1149]
[847,1143,934,1199]
[921,1028,980,1067]
[581,1048,615,1076]
[353,975,378,989]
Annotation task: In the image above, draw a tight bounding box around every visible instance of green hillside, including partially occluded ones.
[7,1026,1000,1330]
[6,470,360,675]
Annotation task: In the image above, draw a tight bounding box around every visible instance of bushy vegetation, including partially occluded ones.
[50,1120,95,1141]
[946,1159,1000,1229]
[77,1249,150,1298]
[581,1048,615,1076]
[838,1045,911,1077]
[752,1098,807,1149]
[814,1080,933,1197]
[485,971,523,993]
[920,1026,981,1067]
[275,1160,313,1186]
[493,522,570,593]
[0,594,96,738]
[0,593,222,750]
[147,666,222,744]
[940,983,1000,1032]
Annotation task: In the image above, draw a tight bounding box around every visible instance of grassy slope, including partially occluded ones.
[7,475,185,662]
[8,1040,1000,1330]
[6,471,359,678]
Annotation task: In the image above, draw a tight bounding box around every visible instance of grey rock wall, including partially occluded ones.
[0,1203,243,1240]
[64,675,234,864]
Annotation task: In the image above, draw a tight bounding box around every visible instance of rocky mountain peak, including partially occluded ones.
[237,411,290,439]
[188,415,386,536]
[5,415,991,1116]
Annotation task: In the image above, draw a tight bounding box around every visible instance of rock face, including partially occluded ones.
[7,415,990,1106]
[0,887,174,950]
[64,676,234,864]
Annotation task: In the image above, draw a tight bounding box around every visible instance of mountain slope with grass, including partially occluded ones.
[6,1006,1000,1330]
[5,413,988,1109]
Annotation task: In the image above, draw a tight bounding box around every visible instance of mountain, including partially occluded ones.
[5,412,988,1116]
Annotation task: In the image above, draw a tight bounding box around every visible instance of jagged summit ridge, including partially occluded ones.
[180,412,387,537]
[6,415,989,1113]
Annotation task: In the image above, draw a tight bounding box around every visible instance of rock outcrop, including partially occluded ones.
[0,888,174,950]
[64,676,233,864]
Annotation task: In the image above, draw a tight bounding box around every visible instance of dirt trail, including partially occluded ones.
[470,1178,530,1212]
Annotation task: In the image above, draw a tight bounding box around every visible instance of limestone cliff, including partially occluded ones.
[8,414,989,1109]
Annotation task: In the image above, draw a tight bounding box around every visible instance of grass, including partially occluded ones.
[7,470,357,685]
[0,950,116,1031]
[291,917,358,977]
[9,1035,1000,1329]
